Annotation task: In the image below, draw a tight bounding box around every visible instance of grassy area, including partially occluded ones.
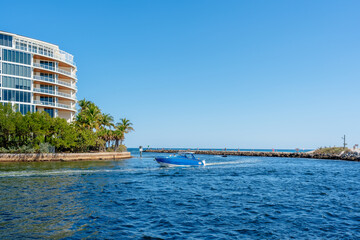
[313,147,350,155]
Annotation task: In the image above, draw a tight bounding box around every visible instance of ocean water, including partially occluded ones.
[145,148,313,153]
[0,149,359,239]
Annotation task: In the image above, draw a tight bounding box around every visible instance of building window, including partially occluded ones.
[44,108,54,117]
[17,104,33,115]
[40,73,54,79]
[40,85,54,91]
[2,89,31,103]
[2,63,31,78]
[40,61,54,67]
[1,103,33,115]
[0,34,12,47]
[2,76,31,90]
[40,96,54,102]
[2,49,31,65]
[39,85,55,94]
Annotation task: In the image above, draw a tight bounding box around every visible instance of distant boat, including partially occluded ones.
[155,152,206,167]
[222,155,228,157]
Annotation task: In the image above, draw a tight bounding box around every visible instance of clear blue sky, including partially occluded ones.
[2,0,359,149]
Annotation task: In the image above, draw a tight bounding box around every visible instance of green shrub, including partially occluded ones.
[116,145,127,152]
[106,147,114,152]
[0,147,8,153]
[314,147,350,155]
[18,145,35,153]
[38,142,54,153]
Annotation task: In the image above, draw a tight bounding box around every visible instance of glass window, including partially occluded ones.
[13,104,33,115]
[2,49,31,65]
[16,51,19,63]
[0,34,13,47]
[2,63,31,77]
[44,108,54,117]
[2,89,31,103]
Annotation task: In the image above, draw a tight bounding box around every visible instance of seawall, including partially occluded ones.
[144,149,360,162]
[0,152,132,162]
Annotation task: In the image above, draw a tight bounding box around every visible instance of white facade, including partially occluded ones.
[0,31,77,122]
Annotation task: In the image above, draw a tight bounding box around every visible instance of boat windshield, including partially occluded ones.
[178,152,195,159]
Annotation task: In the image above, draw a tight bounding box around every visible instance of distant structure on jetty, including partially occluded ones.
[0,31,77,122]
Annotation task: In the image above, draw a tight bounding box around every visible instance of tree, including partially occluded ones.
[116,118,134,145]
[76,100,102,130]
[113,129,124,150]
[100,113,114,129]
[0,98,133,153]
[0,104,16,148]
[77,99,91,112]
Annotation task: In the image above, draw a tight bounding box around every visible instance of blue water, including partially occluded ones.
[145,148,313,153]
[0,149,359,239]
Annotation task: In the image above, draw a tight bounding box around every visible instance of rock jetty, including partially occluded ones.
[144,149,360,162]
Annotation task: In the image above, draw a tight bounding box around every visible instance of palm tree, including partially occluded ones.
[74,99,134,151]
[113,129,124,150]
[116,118,134,145]
[78,99,91,112]
[100,113,114,129]
[86,103,102,130]
[76,102,102,130]
[76,99,104,131]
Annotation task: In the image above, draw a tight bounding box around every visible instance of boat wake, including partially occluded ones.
[206,159,259,166]
[0,159,259,177]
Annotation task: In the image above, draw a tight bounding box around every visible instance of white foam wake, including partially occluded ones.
[206,159,259,166]
[0,159,260,177]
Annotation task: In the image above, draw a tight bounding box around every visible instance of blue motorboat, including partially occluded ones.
[155,152,206,167]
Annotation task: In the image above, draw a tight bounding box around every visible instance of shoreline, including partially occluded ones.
[144,149,360,162]
[0,152,132,162]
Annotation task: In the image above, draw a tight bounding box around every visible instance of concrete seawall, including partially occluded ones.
[144,149,360,162]
[0,152,132,162]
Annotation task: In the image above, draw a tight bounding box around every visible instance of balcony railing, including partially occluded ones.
[33,87,75,100]
[57,79,72,87]
[33,75,55,84]
[56,91,72,98]
[57,68,71,76]
[57,103,73,109]
[34,100,75,110]
[15,44,75,66]
[33,63,77,79]
[33,75,77,90]
[33,88,55,95]
[34,100,55,107]
[33,62,55,71]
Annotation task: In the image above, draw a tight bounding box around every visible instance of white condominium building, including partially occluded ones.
[0,31,77,122]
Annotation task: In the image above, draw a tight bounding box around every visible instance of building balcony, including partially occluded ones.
[33,75,77,90]
[15,44,75,66]
[33,63,77,79]
[33,88,76,100]
[33,100,76,111]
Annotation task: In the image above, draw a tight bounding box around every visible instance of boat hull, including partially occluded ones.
[155,157,205,167]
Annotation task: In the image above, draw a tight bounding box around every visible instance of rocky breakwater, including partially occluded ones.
[144,149,360,162]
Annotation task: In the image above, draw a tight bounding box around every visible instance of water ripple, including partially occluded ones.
[0,153,359,239]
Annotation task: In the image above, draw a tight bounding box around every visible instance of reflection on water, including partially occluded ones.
[0,160,123,172]
[0,150,359,239]
[0,174,83,239]
[0,160,129,239]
